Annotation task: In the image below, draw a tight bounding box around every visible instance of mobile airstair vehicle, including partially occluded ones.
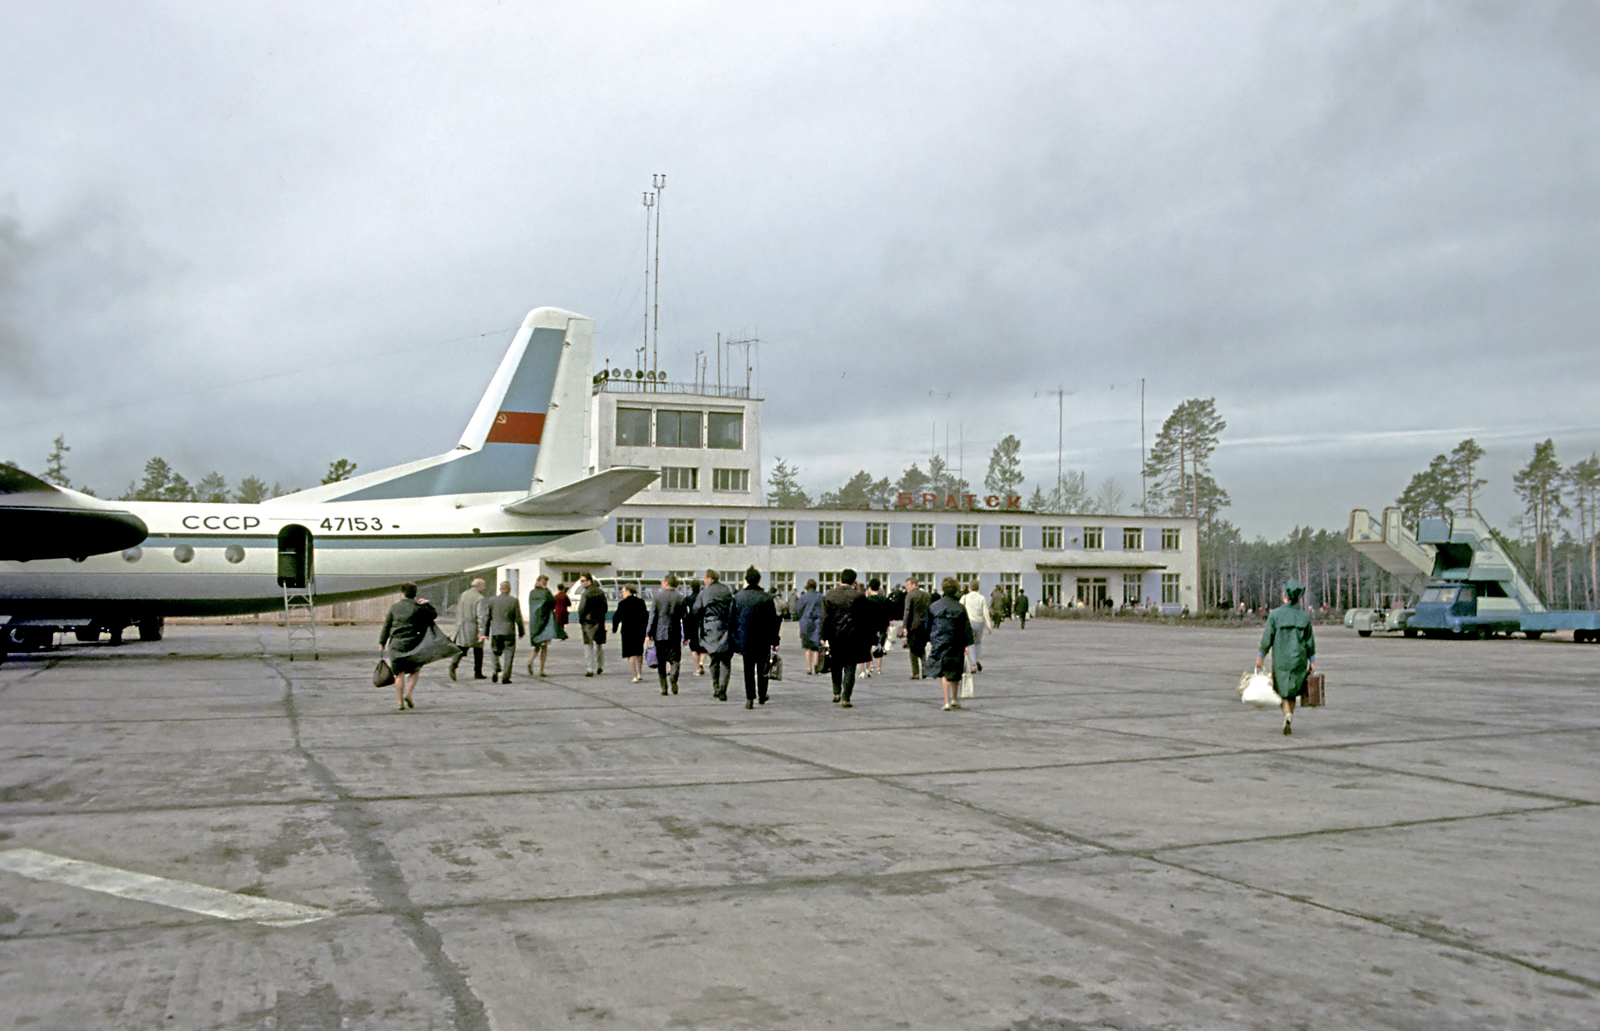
[1346,507,1600,641]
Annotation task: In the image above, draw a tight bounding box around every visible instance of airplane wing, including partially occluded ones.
[500,467,659,518]
[0,466,149,562]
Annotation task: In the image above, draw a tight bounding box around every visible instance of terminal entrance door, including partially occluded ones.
[1076,577,1108,608]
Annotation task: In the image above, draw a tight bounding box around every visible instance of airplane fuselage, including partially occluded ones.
[0,496,595,618]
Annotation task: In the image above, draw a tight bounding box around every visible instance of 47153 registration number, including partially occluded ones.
[319,517,384,532]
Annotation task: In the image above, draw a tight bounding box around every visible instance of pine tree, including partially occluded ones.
[820,471,880,509]
[1513,439,1567,601]
[234,476,270,504]
[1568,453,1600,609]
[1449,439,1487,513]
[983,435,1024,496]
[128,457,175,501]
[766,457,811,508]
[43,435,70,488]
[195,471,230,503]
[895,463,930,498]
[322,458,358,484]
[1141,398,1226,519]
[1396,454,1460,530]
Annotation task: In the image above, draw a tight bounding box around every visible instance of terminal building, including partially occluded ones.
[501,376,1199,611]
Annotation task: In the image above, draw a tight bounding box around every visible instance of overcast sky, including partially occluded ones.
[2,2,1597,538]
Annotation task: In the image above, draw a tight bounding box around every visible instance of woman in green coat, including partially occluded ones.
[1255,579,1316,735]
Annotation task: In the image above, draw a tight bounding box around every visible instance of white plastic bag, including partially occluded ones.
[1237,669,1279,707]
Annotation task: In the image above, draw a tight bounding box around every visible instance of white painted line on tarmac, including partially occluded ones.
[0,848,331,927]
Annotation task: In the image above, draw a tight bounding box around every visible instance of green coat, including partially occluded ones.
[1260,602,1315,699]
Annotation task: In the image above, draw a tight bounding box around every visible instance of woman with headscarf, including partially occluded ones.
[1256,578,1317,735]
[928,577,975,711]
[525,575,557,677]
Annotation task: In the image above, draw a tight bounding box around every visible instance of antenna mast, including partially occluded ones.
[650,173,666,380]
[641,191,653,375]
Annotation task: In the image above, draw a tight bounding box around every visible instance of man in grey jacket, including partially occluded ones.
[691,569,736,701]
[484,580,525,683]
[450,577,489,681]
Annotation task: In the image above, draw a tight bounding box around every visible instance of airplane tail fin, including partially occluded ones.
[284,308,593,504]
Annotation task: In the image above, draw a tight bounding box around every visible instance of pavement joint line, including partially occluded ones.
[1280,750,1600,806]
[262,657,493,1031]
[0,847,330,926]
[1140,800,1587,855]
[1140,851,1600,993]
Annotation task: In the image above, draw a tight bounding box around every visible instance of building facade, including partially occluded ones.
[502,380,1198,610]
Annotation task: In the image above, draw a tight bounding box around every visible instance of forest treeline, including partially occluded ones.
[7,436,358,503]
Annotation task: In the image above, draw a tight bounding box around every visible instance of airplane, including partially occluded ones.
[0,306,657,650]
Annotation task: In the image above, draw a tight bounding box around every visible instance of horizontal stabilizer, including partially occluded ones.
[502,468,659,518]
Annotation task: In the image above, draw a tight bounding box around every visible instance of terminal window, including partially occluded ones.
[712,468,749,492]
[661,466,699,491]
[910,572,934,591]
[999,573,1019,593]
[818,521,842,547]
[770,572,794,594]
[707,411,743,449]
[818,571,840,592]
[1162,527,1181,550]
[912,523,934,548]
[614,570,642,580]
[656,409,702,448]
[956,524,978,549]
[865,522,889,548]
[955,572,978,589]
[1161,573,1181,604]
[1123,527,1144,550]
[719,519,746,546]
[1041,571,1063,604]
[1124,573,1143,605]
[1083,526,1104,549]
[999,525,1021,550]
[615,408,652,447]
[866,571,888,588]
[615,517,642,544]
[1041,525,1063,550]
[770,520,795,546]
[668,518,695,545]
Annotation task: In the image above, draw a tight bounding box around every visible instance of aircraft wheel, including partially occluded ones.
[74,627,101,643]
[1403,628,1418,638]
[1525,631,1544,641]
[137,617,164,642]
[1357,630,1372,638]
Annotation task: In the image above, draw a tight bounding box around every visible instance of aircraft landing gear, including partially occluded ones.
[137,617,164,642]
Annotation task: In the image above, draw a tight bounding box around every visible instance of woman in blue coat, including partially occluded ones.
[927,577,974,711]
[796,580,825,675]
[1256,578,1317,735]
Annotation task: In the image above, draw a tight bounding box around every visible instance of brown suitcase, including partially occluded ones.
[1301,672,1325,707]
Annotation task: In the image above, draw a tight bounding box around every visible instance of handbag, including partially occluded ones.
[373,659,395,687]
[1237,669,1279,707]
[769,648,783,681]
[645,640,657,667]
[959,666,975,699]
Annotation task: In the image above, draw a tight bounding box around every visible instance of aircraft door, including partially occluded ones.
[277,525,314,589]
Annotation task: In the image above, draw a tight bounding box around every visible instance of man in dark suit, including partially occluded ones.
[903,576,933,679]
[822,568,871,707]
[646,573,687,695]
[731,567,780,708]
